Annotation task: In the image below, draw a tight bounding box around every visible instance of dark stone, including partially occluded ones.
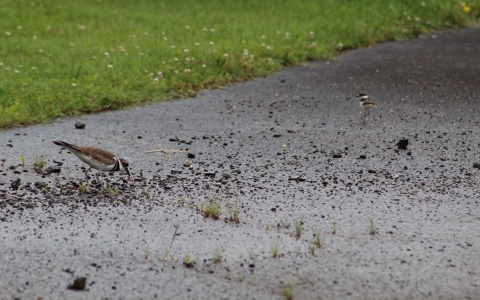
[359,154,367,159]
[473,162,480,169]
[68,277,87,290]
[187,153,196,159]
[397,139,409,150]
[10,178,21,190]
[45,167,61,174]
[332,154,342,158]
[74,122,85,129]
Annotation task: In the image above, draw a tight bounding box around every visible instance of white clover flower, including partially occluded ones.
[46,26,51,31]
[210,28,215,32]
[70,43,75,47]
[14,70,19,74]
[421,2,425,6]
[31,67,36,70]
[105,52,109,57]
[171,45,175,48]
[6,31,11,36]
[132,35,136,38]
[224,53,229,57]
[38,49,43,53]
[31,2,35,6]
[195,42,200,46]
[209,41,214,45]
[108,64,113,69]
[185,58,190,63]
[266,46,271,50]
[80,25,86,30]
[183,49,189,54]
[17,26,22,30]
[149,73,154,76]
[174,57,178,62]
[261,35,265,39]
[203,27,207,31]
[72,83,77,87]
[144,70,148,73]
[163,37,168,40]
[202,64,206,68]
[242,40,245,44]
[184,69,191,74]
[145,32,149,35]
[154,78,159,83]
[158,71,163,78]
[139,52,144,56]
[185,25,190,29]
[0,62,3,66]
[261,43,265,47]
[174,70,178,74]
[92,56,97,59]
[33,36,37,40]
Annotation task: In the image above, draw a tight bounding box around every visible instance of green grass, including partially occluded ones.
[33,154,46,171]
[0,0,478,128]
[198,196,221,219]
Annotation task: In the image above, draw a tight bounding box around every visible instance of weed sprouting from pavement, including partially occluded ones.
[160,224,179,261]
[294,219,303,239]
[369,218,377,235]
[78,183,90,193]
[331,221,337,234]
[105,183,120,197]
[313,229,323,247]
[144,248,150,260]
[309,243,316,255]
[18,155,25,167]
[282,284,294,300]
[227,195,241,223]
[212,249,223,263]
[277,220,290,230]
[199,196,221,219]
[183,253,195,268]
[33,154,46,171]
[271,240,279,258]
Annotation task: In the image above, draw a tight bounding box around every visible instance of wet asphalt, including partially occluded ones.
[0,28,479,299]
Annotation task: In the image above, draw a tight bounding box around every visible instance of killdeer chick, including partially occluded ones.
[356,92,377,124]
[52,140,130,185]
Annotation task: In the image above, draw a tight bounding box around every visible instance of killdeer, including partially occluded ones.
[356,92,377,124]
[52,140,130,185]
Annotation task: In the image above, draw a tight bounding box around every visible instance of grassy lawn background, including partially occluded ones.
[0,0,478,128]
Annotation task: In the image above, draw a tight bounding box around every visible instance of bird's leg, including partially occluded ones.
[96,172,104,189]
[84,167,91,186]
[363,109,367,125]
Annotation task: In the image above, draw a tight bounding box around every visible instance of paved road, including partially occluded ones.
[1,28,479,299]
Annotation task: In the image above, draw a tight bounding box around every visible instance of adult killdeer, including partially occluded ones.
[356,92,377,125]
[52,140,130,185]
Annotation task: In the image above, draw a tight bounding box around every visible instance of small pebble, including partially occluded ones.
[75,122,85,129]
